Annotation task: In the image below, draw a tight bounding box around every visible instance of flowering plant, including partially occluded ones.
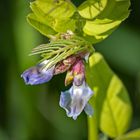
[21,0,140,140]
[21,31,94,120]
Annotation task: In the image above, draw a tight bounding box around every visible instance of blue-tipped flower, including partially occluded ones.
[59,81,93,120]
[21,60,55,85]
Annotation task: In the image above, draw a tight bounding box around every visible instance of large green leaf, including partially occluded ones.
[78,0,107,19]
[98,0,130,20]
[30,1,54,27]
[27,13,56,37]
[79,0,130,43]
[53,18,76,32]
[31,0,76,19]
[115,129,140,140]
[86,53,132,138]
[27,0,130,43]
[28,0,76,34]
[83,19,121,43]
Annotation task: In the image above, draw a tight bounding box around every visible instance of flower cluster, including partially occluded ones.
[21,31,94,120]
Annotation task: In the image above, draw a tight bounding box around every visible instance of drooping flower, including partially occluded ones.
[59,59,94,120]
[59,82,93,120]
[21,31,94,120]
[21,60,55,85]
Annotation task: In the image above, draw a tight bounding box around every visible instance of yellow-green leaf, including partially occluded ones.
[29,0,76,34]
[78,0,107,19]
[83,19,121,37]
[31,0,76,19]
[115,129,140,140]
[86,53,132,138]
[30,1,54,27]
[27,13,56,37]
[81,0,130,43]
[98,0,130,20]
[54,18,76,32]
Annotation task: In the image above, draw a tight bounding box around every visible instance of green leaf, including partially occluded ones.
[29,0,76,33]
[80,0,130,43]
[115,129,140,140]
[31,0,76,19]
[53,18,76,32]
[30,1,54,27]
[98,0,130,20]
[83,19,121,42]
[86,53,132,138]
[27,13,56,37]
[78,0,107,19]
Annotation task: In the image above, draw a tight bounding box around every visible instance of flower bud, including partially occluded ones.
[65,70,74,86]
[72,60,85,86]
[54,55,76,75]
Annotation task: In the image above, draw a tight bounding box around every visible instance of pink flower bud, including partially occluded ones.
[72,60,85,86]
[54,55,76,75]
[54,62,70,75]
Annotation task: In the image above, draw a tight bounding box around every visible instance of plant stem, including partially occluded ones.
[88,115,98,140]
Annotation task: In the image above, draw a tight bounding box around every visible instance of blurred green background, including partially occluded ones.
[0,0,140,140]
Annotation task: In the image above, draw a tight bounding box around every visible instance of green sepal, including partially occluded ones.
[30,35,93,70]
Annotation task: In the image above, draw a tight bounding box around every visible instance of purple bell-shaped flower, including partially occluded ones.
[21,60,55,85]
[60,81,93,120]
[59,59,94,120]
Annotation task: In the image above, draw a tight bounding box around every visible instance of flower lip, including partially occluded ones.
[21,60,55,85]
[73,74,85,86]
[59,81,94,120]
